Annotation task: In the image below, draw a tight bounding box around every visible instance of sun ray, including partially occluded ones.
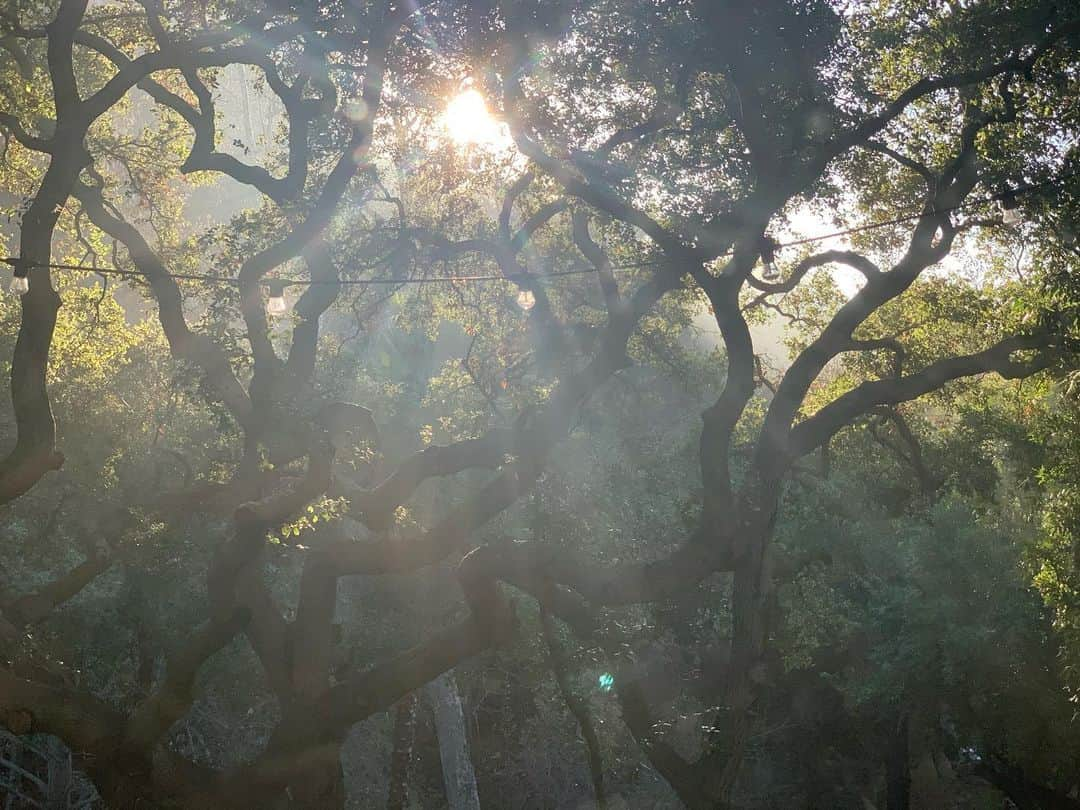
[443,89,508,148]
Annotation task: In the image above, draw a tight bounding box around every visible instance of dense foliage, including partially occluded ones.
[1,0,1079,808]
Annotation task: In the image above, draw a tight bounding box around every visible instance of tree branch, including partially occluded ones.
[790,333,1058,458]
[124,608,250,751]
[72,180,254,425]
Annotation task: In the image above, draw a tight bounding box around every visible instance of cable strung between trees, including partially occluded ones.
[0,172,1075,305]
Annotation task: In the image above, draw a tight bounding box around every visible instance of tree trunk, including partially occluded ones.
[387,693,418,810]
[43,734,72,810]
[972,759,1080,810]
[286,750,346,810]
[425,672,480,810]
[884,715,910,810]
[541,608,606,808]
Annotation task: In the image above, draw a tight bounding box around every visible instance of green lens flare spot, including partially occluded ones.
[598,672,615,692]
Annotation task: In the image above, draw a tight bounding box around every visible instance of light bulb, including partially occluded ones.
[516,289,536,311]
[999,200,1022,225]
[266,281,289,316]
[9,275,29,296]
[997,187,1023,226]
[266,294,288,315]
[759,235,780,281]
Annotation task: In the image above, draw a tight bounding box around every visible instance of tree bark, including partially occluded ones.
[387,694,418,810]
[285,752,346,810]
[425,672,480,810]
[541,609,606,808]
[971,759,1080,810]
[885,715,910,810]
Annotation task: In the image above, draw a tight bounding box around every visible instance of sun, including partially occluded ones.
[443,88,508,148]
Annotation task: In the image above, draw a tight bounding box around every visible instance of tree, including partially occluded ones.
[0,0,1078,807]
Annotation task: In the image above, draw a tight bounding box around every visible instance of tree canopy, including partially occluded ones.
[1,0,1079,807]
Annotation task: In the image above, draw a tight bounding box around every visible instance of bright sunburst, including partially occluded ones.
[443,88,508,147]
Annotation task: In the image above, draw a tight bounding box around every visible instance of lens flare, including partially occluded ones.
[444,89,507,147]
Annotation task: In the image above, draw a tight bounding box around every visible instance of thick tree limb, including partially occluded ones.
[968,758,1080,810]
[744,250,881,300]
[850,336,906,378]
[616,679,714,810]
[0,33,32,77]
[124,608,250,751]
[3,552,115,628]
[880,408,937,494]
[235,9,399,379]
[822,17,1080,161]
[74,29,310,204]
[572,210,622,322]
[313,579,513,738]
[0,667,122,760]
[283,242,343,385]
[341,428,515,530]
[0,0,91,502]
[700,271,757,524]
[234,439,334,528]
[72,180,254,425]
[0,112,51,151]
[290,548,340,700]
[758,192,968,476]
[863,141,935,188]
[541,608,607,809]
[790,333,1058,458]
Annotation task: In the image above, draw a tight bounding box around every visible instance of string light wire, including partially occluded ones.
[1,173,1075,289]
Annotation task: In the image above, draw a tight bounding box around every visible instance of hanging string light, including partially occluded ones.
[266,280,289,315]
[1,170,1074,299]
[5,258,29,296]
[997,188,1023,225]
[516,289,536,310]
[759,235,780,281]
[8,274,29,296]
